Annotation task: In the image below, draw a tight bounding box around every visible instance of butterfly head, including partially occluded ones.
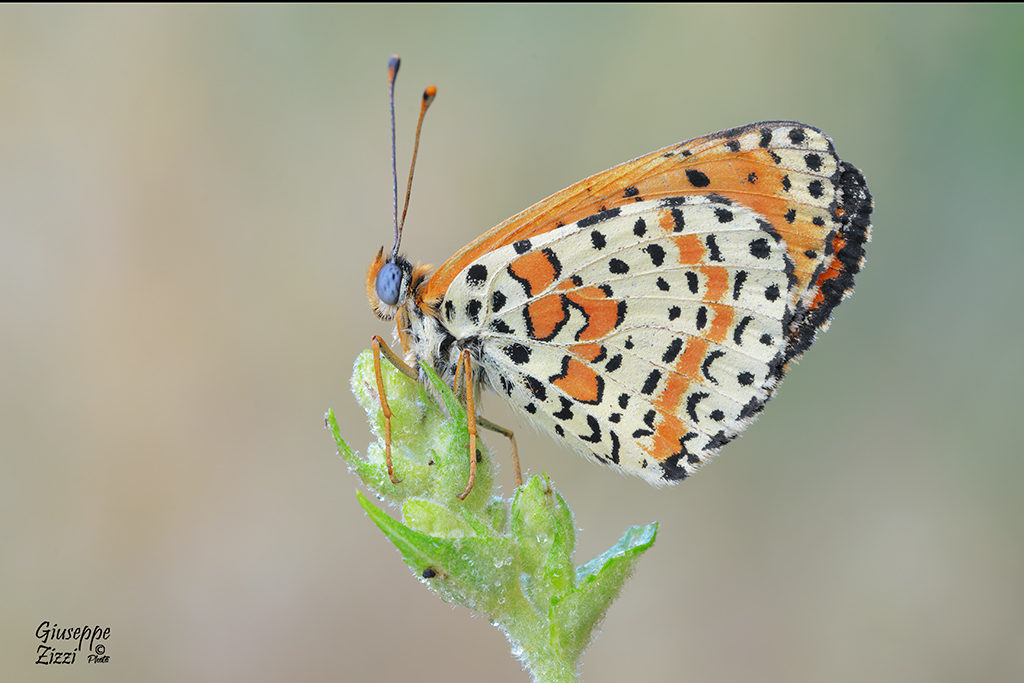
[366,247,414,320]
[368,57,439,324]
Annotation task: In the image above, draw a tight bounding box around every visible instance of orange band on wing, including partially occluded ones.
[524,295,568,341]
[676,337,709,381]
[570,343,605,362]
[567,287,624,341]
[647,413,689,463]
[644,336,714,462]
[706,303,734,343]
[699,266,729,302]
[672,234,705,264]
[550,356,604,405]
[507,248,560,296]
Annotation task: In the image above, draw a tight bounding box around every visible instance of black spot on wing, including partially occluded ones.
[578,207,621,228]
[641,369,661,395]
[703,430,733,452]
[739,395,765,419]
[490,319,513,334]
[686,392,709,422]
[492,290,507,313]
[732,270,747,300]
[733,316,752,345]
[579,415,602,443]
[670,208,685,232]
[644,243,666,266]
[701,350,726,384]
[662,338,683,363]
[705,235,723,262]
[686,272,699,294]
[553,396,574,421]
[750,238,771,259]
[503,343,531,365]
[660,445,692,481]
[466,299,482,324]
[466,264,488,287]
[525,375,547,401]
[686,169,711,188]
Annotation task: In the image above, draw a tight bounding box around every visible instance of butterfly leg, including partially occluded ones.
[371,335,419,485]
[454,350,479,500]
[477,416,522,488]
[453,351,522,499]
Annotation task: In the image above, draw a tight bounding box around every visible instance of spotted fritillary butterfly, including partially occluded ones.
[366,57,873,498]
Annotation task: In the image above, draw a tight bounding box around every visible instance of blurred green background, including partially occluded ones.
[2,5,1022,682]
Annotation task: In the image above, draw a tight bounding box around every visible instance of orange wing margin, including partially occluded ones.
[423,121,871,331]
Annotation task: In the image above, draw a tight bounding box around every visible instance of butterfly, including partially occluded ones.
[366,56,872,499]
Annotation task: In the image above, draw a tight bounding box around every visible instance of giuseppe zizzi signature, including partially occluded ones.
[35,621,110,664]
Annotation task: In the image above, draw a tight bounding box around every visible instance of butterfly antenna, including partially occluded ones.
[398,84,437,241]
[387,55,401,258]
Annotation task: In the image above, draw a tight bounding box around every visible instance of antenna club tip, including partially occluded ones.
[423,85,437,107]
[388,55,400,77]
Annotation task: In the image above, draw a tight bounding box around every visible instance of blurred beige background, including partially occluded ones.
[2,5,1023,682]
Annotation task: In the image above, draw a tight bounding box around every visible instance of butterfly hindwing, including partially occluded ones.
[441,197,798,483]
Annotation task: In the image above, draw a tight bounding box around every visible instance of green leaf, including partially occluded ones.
[332,351,659,682]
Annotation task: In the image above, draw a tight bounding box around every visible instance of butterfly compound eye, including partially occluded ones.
[375,262,403,306]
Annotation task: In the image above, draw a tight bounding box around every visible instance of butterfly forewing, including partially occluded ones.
[425,122,867,350]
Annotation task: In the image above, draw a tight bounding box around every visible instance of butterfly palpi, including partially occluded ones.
[366,56,873,499]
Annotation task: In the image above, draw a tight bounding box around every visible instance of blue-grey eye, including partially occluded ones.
[375,262,403,306]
